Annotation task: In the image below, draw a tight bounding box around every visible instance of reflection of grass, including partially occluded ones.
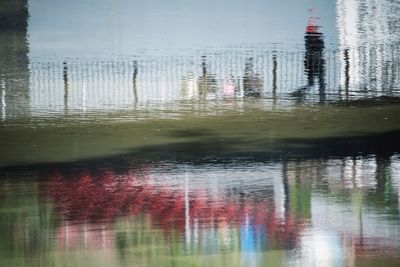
[1,101,399,167]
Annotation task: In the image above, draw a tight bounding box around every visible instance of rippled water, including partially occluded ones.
[1,156,400,266]
[1,0,400,266]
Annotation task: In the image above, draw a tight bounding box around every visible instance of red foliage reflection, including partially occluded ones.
[41,165,303,249]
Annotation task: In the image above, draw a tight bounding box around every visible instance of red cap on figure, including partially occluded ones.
[306,9,320,34]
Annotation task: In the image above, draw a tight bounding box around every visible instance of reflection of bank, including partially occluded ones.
[0,0,30,120]
[336,0,400,97]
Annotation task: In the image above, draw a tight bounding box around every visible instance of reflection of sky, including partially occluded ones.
[28,0,337,58]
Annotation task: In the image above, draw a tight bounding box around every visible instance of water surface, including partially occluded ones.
[1,0,400,266]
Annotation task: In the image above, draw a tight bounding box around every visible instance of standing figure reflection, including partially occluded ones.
[292,13,326,102]
[305,14,326,103]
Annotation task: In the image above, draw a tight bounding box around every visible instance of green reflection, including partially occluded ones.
[0,178,57,267]
[0,155,399,267]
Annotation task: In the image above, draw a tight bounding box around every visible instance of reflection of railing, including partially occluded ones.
[26,47,400,115]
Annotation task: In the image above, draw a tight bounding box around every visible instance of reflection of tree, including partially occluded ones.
[283,161,312,222]
[367,155,399,213]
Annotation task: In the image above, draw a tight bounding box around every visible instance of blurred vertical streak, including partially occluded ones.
[0,0,30,119]
[63,61,69,114]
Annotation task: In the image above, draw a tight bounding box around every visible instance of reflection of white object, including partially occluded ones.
[223,78,235,98]
[336,0,398,93]
[1,80,5,121]
[181,74,198,99]
[82,83,86,112]
[337,0,360,89]
[300,230,344,267]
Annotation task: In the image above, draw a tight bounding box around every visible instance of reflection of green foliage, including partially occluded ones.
[365,164,399,216]
[383,166,398,214]
[288,163,311,220]
[290,182,311,220]
[111,215,289,267]
[0,178,59,267]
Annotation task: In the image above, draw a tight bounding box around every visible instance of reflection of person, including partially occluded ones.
[291,14,326,102]
[304,15,326,102]
[63,61,68,113]
[243,57,263,97]
[132,60,138,102]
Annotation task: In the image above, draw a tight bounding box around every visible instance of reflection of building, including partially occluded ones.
[0,0,30,120]
[336,0,400,96]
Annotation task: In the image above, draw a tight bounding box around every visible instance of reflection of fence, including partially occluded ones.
[28,51,334,113]
[26,47,400,114]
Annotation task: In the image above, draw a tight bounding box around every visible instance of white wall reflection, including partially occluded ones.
[337,0,400,96]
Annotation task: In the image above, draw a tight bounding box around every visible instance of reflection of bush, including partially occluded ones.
[43,166,304,250]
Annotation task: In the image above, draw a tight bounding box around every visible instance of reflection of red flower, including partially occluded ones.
[41,165,304,247]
